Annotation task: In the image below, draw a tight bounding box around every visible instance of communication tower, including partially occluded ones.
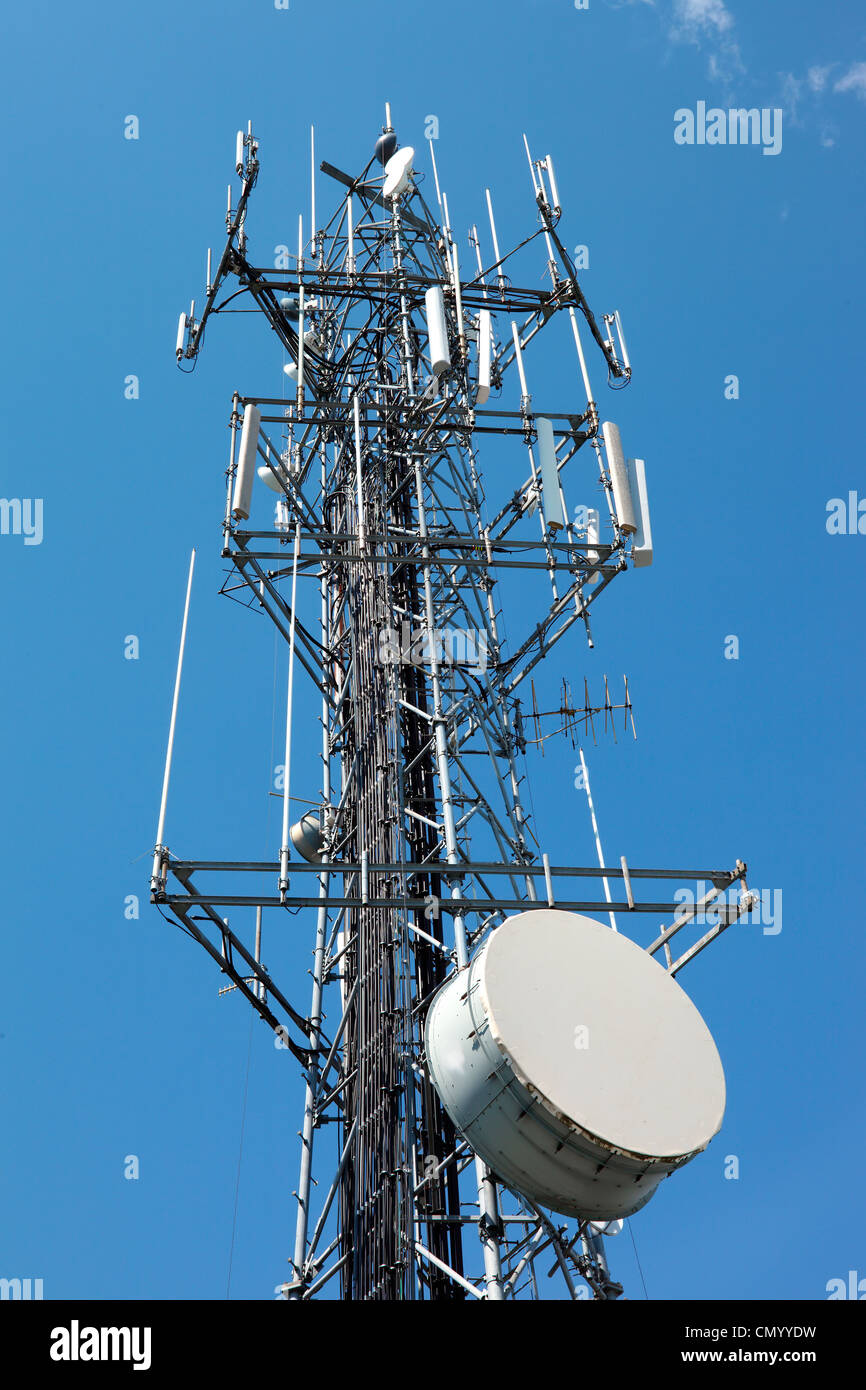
[152,108,753,1300]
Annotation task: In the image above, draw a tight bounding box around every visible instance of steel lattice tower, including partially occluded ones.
[152,110,752,1301]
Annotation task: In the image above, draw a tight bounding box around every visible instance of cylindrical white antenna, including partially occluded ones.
[296,215,306,405]
[545,154,561,212]
[175,312,187,360]
[236,130,244,176]
[206,247,212,295]
[279,520,302,895]
[485,188,504,290]
[578,747,618,932]
[428,138,444,214]
[510,321,530,401]
[231,403,261,520]
[614,309,631,373]
[450,238,465,352]
[226,183,232,216]
[152,548,196,885]
[385,101,392,131]
[602,421,637,533]
[310,125,316,246]
[425,286,451,377]
[471,224,486,286]
[522,133,540,195]
[568,308,594,408]
[254,905,263,1001]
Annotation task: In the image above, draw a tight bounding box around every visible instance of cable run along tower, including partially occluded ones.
[153,109,753,1301]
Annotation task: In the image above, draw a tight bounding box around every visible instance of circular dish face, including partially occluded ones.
[481,910,725,1160]
[257,465,284,494]
[383,145,414,200]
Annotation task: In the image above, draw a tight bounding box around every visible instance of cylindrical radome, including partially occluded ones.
[235,130,244,175]
[602,421,637,534]
[476,308,492,404]
[535,417,565,531]
[425,909,726,1220]
[231,404,261,521]
[175,312,187,360]
[291,811,324,864]
[425,286,451,377]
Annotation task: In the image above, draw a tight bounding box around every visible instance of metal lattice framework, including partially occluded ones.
[151,112,752,1301]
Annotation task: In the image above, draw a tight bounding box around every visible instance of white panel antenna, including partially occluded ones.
[477,308,492,404]
[535,417,565,532]
[586,506,601,585]
[626,458,653,567]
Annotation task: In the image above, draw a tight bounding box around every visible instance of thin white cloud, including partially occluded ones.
[613,0,863,132]
[834,62,866,100]
[780,72,803,124]
[807,65,832,93]
[667,0,743,84]
[672,0,735,37]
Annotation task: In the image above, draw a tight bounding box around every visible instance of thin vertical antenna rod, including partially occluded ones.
[485,188,505,294]
[352,389,367,551]
[428,137,443,213]
[254,905,263,1001]
[279,521,302,897]
[510,322,530,403]
[310,125,316,251]
[578,746,617,931]
[522,133,540,195]
[152,549,196,885]
[296,215,306,411]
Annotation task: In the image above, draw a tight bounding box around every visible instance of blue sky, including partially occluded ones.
[1,0,864,1301]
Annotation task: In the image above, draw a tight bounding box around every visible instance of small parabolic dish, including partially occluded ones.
[424,909,726,1220]
[383,146,414,202]
[290,811,324,864]
[257,464,286,494]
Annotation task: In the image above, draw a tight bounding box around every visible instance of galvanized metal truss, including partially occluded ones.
[152,116,751,1301]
